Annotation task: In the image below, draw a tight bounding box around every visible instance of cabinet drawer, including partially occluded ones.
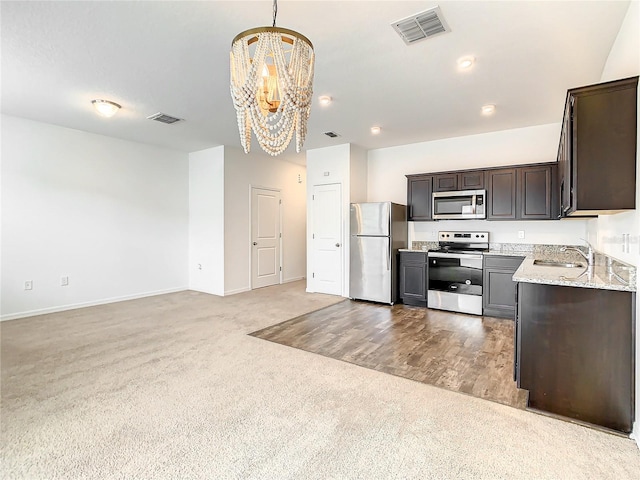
[483,255,524,270]
[400,252,427,263]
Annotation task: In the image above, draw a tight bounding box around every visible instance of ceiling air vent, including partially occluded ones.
[392,6,450,45]
[147,112,183,124]
[324,131,340,138]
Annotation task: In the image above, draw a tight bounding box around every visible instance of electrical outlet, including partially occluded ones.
[24,280,33,291]
[518,230,525,239]
[61,276,69,286]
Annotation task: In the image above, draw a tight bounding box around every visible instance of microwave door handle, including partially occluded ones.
[471,194,477,214]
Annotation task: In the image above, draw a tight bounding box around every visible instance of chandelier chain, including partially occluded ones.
[272,0,277,27]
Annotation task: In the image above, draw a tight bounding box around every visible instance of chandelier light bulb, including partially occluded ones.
[91,99,121,118]
[229,0,315,156]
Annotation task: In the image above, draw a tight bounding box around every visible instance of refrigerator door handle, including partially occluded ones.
[387,242,391,271]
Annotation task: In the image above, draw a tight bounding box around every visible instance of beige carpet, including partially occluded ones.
[1,281,639,479]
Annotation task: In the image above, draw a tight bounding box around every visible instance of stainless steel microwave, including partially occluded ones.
[432,189,486,220]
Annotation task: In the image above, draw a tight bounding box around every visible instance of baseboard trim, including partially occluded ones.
[224,286,251,296]
[283,276,305,284]
[0,287,188,322]
[632,421,639,450]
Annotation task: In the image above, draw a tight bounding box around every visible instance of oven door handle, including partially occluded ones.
[427,252,483,260]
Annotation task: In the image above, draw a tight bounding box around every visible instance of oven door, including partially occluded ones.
[427,252,483,315]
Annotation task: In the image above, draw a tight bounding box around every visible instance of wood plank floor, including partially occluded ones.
[250,300,528,409]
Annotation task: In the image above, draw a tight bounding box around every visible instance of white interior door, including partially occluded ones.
[311,183,343,295]
[251,187,281,289]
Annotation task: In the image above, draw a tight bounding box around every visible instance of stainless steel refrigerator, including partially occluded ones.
[350,202,407,304]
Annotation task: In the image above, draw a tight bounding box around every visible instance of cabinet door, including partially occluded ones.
[407,176,433,221]
[518,282,633,433]
[558,99,573,216]
[572,81,637,213]
[399,253,427,306]
[460,171,484,190]
[433,173,459,192]
[482,256,524,318]
[486,169,517,220]
[519,165,553,219]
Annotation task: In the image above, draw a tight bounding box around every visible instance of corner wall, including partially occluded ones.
[223,147,307,295]
[588,1,640,446]
[188,146,225,295]
[1,115,189,320]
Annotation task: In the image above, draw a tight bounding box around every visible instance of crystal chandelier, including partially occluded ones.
[230,0,315,156]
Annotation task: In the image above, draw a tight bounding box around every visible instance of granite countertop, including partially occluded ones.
[513,256,636,292]
[400,242,637,292]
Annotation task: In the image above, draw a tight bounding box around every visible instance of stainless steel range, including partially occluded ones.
[427,231,488,316]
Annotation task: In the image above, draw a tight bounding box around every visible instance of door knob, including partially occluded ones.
[253,242,258,246]
[335,243,341,247]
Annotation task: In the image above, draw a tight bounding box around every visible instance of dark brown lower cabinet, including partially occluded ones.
[399,252,427,307]
[482,255,524,318]
[516,282,635,433]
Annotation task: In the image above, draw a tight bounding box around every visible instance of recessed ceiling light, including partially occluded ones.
[91,99,121,117]
[481,104,496,115]
[318,95,332,106]
[457,56,475,70]
[371,126,381,135]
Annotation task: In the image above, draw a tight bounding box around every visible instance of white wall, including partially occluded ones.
[412,219,587,246]
[588,1,640,446]
[223,147,307,295]
[367,123,561,205]
[188,146,225,296]
[1,115,189,320]
[349,144,368,204]
[306,143,370,297]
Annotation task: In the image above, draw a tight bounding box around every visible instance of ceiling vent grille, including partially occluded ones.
[147,112,183,124]
[392,6,450,45]
[324,131,340,138]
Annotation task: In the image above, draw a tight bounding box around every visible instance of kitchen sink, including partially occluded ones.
[533,259,585,268]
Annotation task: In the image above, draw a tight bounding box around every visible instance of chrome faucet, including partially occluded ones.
[560,239,595,267]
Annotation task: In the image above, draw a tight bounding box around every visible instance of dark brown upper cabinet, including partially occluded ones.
[460,171,485,190]
[406,174,433,221]
[433,171,485,192]
[519,165,556,220]
[486,168,517,220]
[558,76,638,217]
[433,173,458,192]
[408,163,556,222]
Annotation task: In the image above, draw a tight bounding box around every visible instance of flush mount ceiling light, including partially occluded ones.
[318,95,332,106]
[371,126,382,135]
[457,56,475,70]
[230,0,315,156]
[91,99,121,117]
[481,104,496,115]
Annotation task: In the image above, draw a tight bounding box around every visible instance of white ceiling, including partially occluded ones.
[1,1,631,161]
